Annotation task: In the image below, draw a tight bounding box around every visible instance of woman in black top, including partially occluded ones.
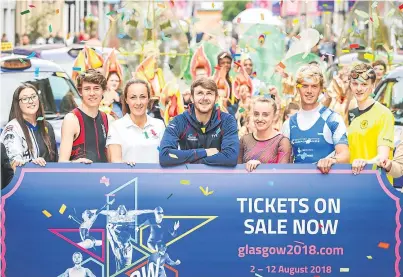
[0,83,58,167]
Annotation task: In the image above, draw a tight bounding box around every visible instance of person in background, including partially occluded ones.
[238,113,255,138]
[102,72,123,118]
[281,64,350,174]
[372,60,387,88]
[182,89,192,109]
[217,52,237,115]
[282,102,300,123]
[107,80,165,164]
[159,77,239,167]
[85,31,102,47]
[347,63,394,176]
[0,83,58,167]
[378,133,403,178]
[239,97,292,172]
[21,34,30,45]
[2,143,15,189]
[1,33,8,42]
[59,69,110,163]
[242,58,263,96]
[54,31,64,44]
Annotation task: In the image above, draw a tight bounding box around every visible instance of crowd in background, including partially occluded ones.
[1,38,403,190]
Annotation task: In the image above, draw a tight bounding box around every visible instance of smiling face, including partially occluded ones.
[18,88,39,117]
[373,65,385,80]
[80,81,104,108]
[125,83,149,117]
[350,78,374,104]
[253,101,276,132]
[107,73,120,91]
[297,80,322,108]
[191,85,217,115]
[244,59,253,76]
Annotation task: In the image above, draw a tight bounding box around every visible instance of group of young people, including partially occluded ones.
[1,50,402,189]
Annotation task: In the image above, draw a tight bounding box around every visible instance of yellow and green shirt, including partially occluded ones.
[348,101,394,165]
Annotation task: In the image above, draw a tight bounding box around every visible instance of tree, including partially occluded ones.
[26,9,55,42]
[222,1,248,22]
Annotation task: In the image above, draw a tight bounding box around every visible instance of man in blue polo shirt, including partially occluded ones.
[281,64,350,173]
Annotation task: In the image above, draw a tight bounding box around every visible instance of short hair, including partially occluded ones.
[253,96,277,114]
[349,63,376,83]
[190,77,218,96]
[76,69,107,92]
[296,64,324,88]
[372,60,387,71]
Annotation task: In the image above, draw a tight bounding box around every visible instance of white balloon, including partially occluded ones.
[284,28,320,61]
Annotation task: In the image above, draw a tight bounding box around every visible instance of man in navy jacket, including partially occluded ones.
[159,77,239,167]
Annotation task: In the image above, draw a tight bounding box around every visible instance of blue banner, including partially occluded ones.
[1,164,402,277]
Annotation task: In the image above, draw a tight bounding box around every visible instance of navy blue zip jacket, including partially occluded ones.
[159,104,239,167]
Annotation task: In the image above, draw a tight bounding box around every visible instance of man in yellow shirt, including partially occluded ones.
[347,63,395,177]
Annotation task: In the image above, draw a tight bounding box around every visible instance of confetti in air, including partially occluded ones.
[59,204,67,214]
[42,210,52,218]
[21,10,30,15]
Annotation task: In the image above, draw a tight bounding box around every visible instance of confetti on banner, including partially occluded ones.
[37,116,44,121]
[56,9,60,14]
[255,274,263,277]
[169,153,178,159]
[34,67,39,77]
[180,180,190,185]
[42,210,52,218]
[167,193,173,199]
[72,67,81,72]
[200,186,214,196]
[378,242,390,249]
[340,268,350,273]
[100,176,110,186]
[49,25,52,33]
[319,223,323,228]
[59,204,67,214]
[21,10,30,15]
[28,4,35,8]
[355,10,369,18]
[367,255,373,259]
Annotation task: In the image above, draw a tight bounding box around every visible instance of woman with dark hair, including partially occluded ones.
[372,60,387,88]
[106,79,165,164]
[0,83,58,167]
